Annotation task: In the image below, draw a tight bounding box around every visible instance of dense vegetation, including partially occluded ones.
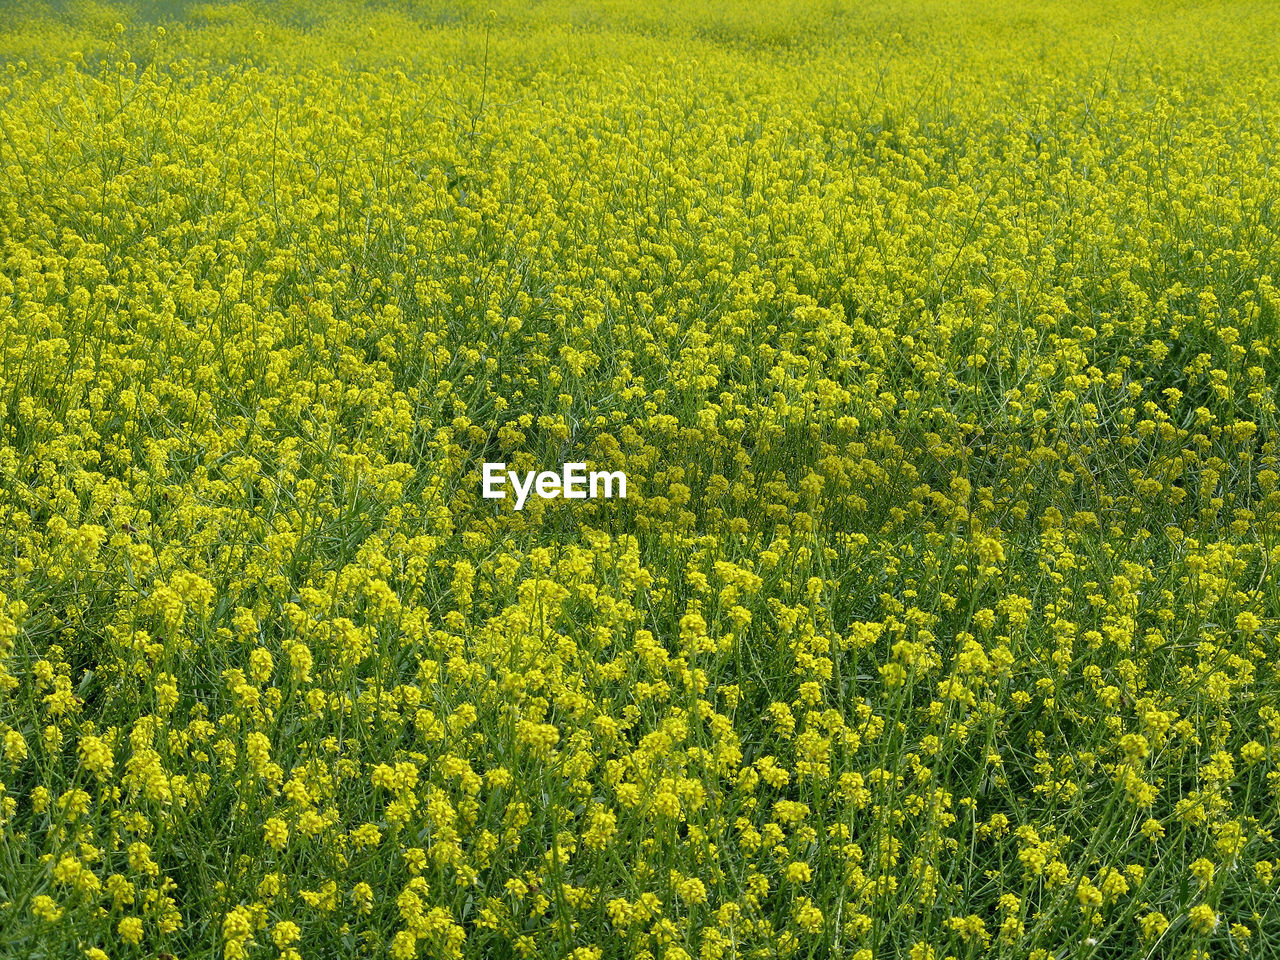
[2,2,1280,958]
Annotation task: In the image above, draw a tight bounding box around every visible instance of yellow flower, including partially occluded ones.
[272,920,301,948]
[31,895,62,922]
[1189,858,1215,887]
[1139,911,1168,940]
[117,917,144,945]
[784,861,812,884]
[263,817,289,851]
[1189,904,1217,935]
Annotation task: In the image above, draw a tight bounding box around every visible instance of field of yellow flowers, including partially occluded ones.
[3,1,1280,957]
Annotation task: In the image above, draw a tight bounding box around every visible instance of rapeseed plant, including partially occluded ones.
[1,1,1280,958]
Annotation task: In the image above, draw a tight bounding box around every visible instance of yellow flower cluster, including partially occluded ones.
[2,0,1280,958]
